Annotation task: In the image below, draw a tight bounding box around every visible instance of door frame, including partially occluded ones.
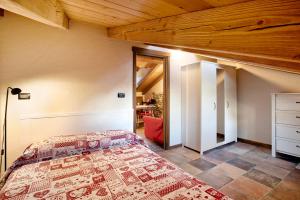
[132,47,170,149]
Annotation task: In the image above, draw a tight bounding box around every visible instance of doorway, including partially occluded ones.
[132,47,170,150]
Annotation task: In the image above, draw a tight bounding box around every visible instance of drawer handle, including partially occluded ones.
[296,102,300,104]
[297,116,300,119]
[297,145,300,148]
[297,131,300,134]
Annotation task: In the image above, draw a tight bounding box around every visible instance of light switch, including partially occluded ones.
[118,92,125,98]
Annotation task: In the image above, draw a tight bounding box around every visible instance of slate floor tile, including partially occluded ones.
[266,156,297,171]
[158,151,191,166]
[268,181,300,200]
[204,149,239,162]
[283,169,300,189]
[244,148,270,159]
[255,162,289,179]
[189,158,216,171]
[227,158,256,171]
[170,147,200,160]
[196,170,233,189]
[220,185,256,200]
[210,162,246,179]
[223,176,272,199]
[261,195,278,200]
[224,142,256,155]
[244,169,281,188]
[178,163,202,176]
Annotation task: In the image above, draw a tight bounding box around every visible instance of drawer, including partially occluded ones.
[276,111,300,126]
[276,139,300,157]
[276,94,300,111]
[276,124,300,141]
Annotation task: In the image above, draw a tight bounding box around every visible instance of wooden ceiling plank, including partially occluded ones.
[203,0,250,7]
[60,0,146,23]
[108,0,300,64]
[62,4,131,26]
[105,0,186,18]
[161,0,213,12]
[87,0,155,19]
[143,73,163,94]
[0,0,68,29]
[66,12,114,26]
[148,43,300,74]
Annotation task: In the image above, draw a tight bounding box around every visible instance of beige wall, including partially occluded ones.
[144,78,163,100]
[0,12,134,165]
[237,64,300,144]
[0,12,203,167]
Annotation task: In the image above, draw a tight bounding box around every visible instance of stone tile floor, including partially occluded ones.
[153,141,300,200]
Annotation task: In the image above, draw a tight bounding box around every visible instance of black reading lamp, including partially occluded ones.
[0,87,22,171]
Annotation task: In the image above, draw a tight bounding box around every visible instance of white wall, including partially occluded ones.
[237,64,300,144]
[0,12,134,165]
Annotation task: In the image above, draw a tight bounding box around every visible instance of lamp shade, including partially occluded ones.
[11,88,22,95]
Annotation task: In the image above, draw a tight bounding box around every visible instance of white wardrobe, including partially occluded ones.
[181,61,237,154]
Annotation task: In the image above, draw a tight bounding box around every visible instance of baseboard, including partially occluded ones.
[237,138,271,149]
[167,144,182,150]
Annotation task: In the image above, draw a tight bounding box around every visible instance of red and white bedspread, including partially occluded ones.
[0,144,231,200]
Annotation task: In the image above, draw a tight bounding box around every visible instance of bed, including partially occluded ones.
[0,130,231,200]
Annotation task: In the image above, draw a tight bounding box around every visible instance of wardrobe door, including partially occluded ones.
[201,61,217,152]
[181,63,201,151]
[224,66,237,142]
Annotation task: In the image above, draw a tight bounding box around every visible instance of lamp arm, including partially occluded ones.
[0,87,12,173]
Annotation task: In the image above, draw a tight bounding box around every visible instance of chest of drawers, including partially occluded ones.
[272,93,300,157]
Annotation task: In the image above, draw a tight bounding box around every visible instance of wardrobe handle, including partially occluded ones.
[227,101,229,109]
[296,145,300,148]
[296,131,300,134]
[214,102,216,110]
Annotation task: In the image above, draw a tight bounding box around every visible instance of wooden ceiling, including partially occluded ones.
[1,0,300,73]
[58,0,250,27]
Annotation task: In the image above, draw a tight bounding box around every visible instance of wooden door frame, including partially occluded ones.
[132,47,170,149]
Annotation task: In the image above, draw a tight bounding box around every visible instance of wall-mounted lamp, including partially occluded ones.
[1,87,22,171]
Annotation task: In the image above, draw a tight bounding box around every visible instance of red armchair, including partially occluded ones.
[143,116,164,145]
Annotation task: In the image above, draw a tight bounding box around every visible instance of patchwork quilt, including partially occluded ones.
[0,144,231,199]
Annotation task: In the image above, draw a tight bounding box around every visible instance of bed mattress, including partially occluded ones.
[0,144,231,199]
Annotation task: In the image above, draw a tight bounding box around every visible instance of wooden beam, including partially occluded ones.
[143,74,163,94]
[0,0,68,29]
[137,64,163,92]
[108,0,300,65]
[149,43,300,74]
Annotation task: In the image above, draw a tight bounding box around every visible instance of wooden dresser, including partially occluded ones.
[272,93,300,157]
